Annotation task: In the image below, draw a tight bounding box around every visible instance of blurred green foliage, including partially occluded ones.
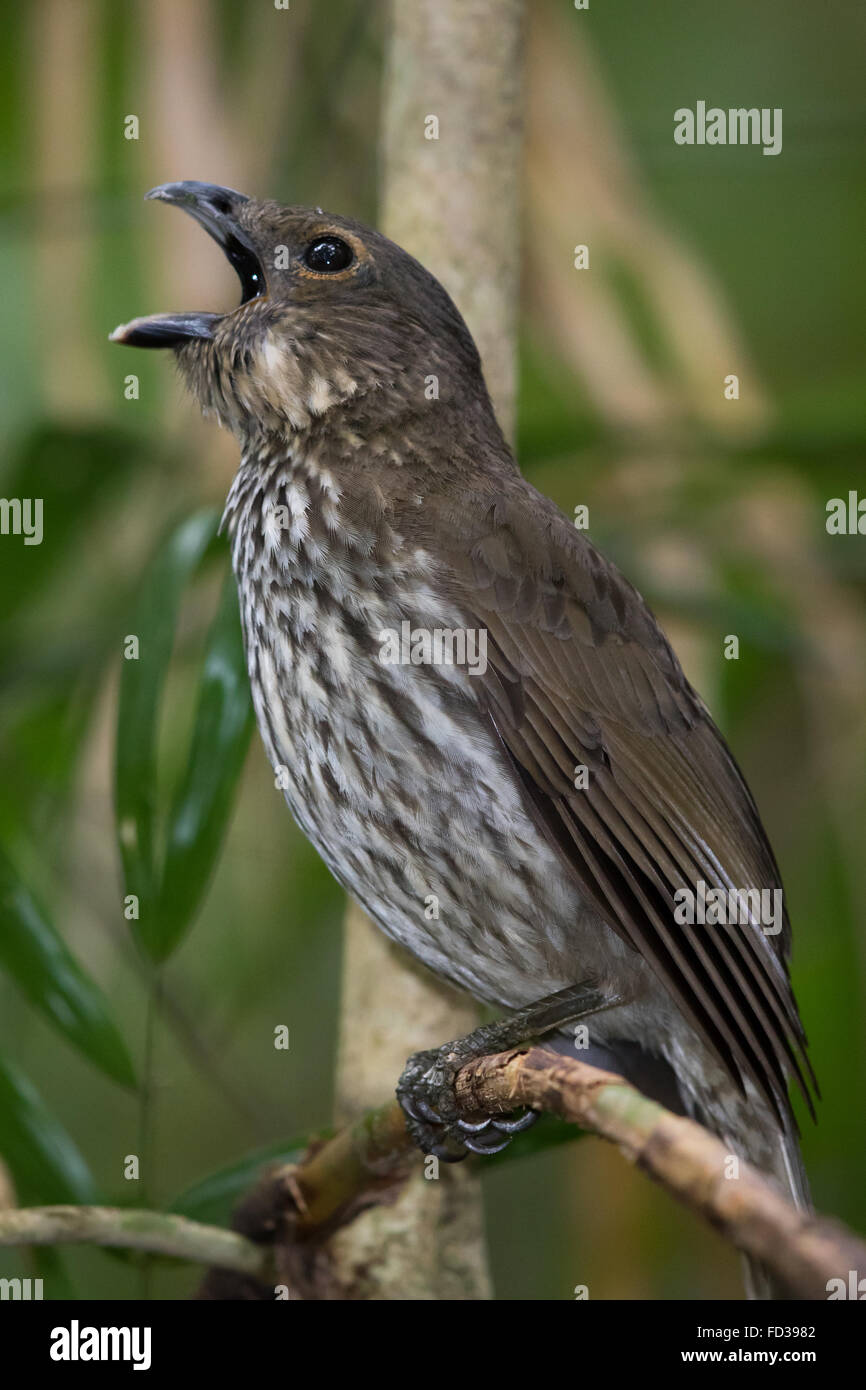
[115,512,255,960]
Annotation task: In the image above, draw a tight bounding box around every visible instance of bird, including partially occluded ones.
[112,181,817,1297]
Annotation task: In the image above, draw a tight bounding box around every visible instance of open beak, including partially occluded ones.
[109,181,265,348]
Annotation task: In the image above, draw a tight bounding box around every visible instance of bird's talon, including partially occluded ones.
[415,1097,445,1125]
[399,1094,422,1123]
[397,1041,539,1160]
[456,1115,494,1134]
[491,1108,538,1134]
[463,1131,511,1155]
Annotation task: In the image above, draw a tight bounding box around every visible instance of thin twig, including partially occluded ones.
[0,1205,271,1282]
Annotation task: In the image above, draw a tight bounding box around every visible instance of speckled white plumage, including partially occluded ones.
[222,443,802,1203]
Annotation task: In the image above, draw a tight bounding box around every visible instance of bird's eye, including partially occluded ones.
[303,236,354,273]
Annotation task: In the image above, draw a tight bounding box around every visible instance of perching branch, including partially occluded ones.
[3,1048,865,1300]
[0,1204,271,1281]
[456,1048,866,1301]
[201,1047,866,1300]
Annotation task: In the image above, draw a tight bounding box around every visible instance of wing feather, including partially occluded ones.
[435,484,816,1122]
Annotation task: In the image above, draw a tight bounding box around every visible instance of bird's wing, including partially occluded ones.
[434,480,815,1122]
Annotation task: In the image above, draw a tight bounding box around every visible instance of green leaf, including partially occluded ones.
[152,576,254,960]
[169,1137,307,1227]
[0,423,152,632]
[115,509,254,962]
[0,847,136,1088]
[0,684,95,847]
[0,1056,97,1205]
[114,509,218,928]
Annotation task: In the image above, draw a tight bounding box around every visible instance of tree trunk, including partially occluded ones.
[331,0,524,1300]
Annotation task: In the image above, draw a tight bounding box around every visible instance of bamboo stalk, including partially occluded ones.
[330,0,525,1300]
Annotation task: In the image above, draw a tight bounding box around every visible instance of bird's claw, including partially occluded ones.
[455,1115,493,1133]
[489,1108,537,1134]
[397,1042,538,1161]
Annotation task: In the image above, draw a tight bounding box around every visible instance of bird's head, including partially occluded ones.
[111,181,485,441]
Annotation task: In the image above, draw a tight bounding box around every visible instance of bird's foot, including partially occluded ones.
[396,1038,537,1162]
[397,981,625,1161]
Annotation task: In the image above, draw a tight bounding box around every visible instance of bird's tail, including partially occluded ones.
[741,1123,811,1300]
[542,1032,811,1298]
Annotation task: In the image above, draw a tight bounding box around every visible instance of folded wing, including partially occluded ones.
[436,481,815,1124]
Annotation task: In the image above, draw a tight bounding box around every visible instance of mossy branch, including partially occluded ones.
[2,1047,864,1300]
